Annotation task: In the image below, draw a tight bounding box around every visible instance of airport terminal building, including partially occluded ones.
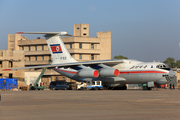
[0,24,111,88]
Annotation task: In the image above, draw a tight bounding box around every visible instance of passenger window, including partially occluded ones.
[139,66,143,68]
[130,66,134,69]
[135,66,139,69]
[144,65,147,68]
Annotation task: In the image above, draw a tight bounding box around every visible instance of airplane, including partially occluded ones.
[3,31,176,90]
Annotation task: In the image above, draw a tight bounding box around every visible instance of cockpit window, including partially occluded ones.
[156,64,171,70]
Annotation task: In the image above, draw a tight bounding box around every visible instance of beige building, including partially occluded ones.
[6,24,111,87]
[0,50,25,87]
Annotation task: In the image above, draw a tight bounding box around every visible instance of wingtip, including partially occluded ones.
[2,69,12,71]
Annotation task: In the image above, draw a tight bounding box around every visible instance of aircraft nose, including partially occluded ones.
[169,70,175,79]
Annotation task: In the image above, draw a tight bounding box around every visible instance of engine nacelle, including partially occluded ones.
[156,79,168,85]
[76,69,99,78]
[99,68,119,77]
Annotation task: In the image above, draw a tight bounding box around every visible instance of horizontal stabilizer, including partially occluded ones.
[16,32,72,36]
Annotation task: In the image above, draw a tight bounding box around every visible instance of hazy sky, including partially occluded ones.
[0,0,180,62]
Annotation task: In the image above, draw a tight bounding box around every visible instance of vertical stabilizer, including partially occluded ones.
[45,35,77,64]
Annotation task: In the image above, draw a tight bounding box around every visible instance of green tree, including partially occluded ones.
[176,60,180,68]
[163,57,175,68]
[114,55,128,59]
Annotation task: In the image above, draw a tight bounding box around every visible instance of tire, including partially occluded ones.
[124,86,127,90]
[95,87,99,90]
[147,87,152,90]
[103,86,109,90]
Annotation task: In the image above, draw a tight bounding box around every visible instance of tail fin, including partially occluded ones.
[17,32,77,64]
[45,35,77,64]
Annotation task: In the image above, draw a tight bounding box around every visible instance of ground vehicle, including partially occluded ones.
[85,81,102,90]
[49,81,72,90]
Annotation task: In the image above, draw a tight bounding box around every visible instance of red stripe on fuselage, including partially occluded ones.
[120,71,167,74]
[54,68,77,74]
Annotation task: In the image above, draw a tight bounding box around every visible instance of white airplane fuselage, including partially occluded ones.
[54,59,175,87]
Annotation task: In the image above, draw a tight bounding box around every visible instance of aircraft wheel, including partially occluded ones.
[95,87,99,90]
[147,87,152,90]
[124,86,127,90]
[103,86,109,90]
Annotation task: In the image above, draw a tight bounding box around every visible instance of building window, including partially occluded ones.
[79,54,82,59]
[79,43,82,49]
[28,46,31,51]
[35,56,37,61]
[42,45,44,50]
[77,27,79,30]
[0,74,2,78]
[91,43,94,49]
[83,33,86,35]
[42,56,44,61]
[9,61,13,68]
[49,56,51,61]
[28,56,31,61]
[0,61,2,68]
[178,80,180,83]
[35,46,37,51]
[22,46,24,50]
[83,27,87,30]
[91,54,94,60]
[9,73,12,78]
[70,44,72,49]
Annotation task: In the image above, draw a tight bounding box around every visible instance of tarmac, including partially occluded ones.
[0,89,180,120]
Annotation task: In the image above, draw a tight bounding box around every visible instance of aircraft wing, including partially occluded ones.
[2,59,124,71]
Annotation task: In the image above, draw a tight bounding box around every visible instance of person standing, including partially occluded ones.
[170,84,171,90]
[173,84,175,90]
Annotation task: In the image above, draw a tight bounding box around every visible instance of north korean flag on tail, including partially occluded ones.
[50,44,63,53]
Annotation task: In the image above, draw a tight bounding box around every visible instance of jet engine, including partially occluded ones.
[99,68,119,77]
[76,69,99,78]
